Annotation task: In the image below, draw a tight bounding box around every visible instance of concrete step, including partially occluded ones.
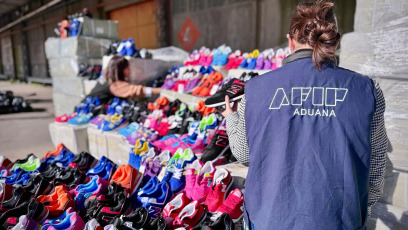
[367,203,408,230]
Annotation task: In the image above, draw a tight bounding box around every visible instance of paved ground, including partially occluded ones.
[0,81,55,161]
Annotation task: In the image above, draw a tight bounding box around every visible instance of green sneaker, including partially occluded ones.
[12,155,41,172]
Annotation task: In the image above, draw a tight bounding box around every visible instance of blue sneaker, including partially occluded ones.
[140,181,173,219]
[247,57,257,70]
[126,38,137,56]
[101,114,126,132]
[161,148,184,183]
[117,40,127,56]
[70,18,80,36]
[211,50,220,66]
[217,52,230,66]
[117,122,140,137]
[76,96,92,114]
[4,168,31,185]
[238,58,249,69]
[87,156,117,181]
[107,98,120,115]
[129,141,153,170]
[42,207,75,227]
[68,113,93,125]
[43,149,75,167]
[133,175,160,207]
[169,148,196,193]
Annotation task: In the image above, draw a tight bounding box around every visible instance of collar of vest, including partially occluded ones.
[283,49,313,66]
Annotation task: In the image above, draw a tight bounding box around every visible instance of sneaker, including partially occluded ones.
[110,207,150,229]
[129,140,153,170]
[0,183,13,203]
[204,78,245,108]
[204,168,233,213]
[169,149,197,193]
[144,151,171,179]
[2,168,32,186]
[200,130,230,163]
[55,113,77,123]
[110,164,143,196]
[43,149,75,167]
[12,154,41,172]
[42,207,75,225]
[87,156,117,181]
[201,213,235,230]
[0,156,13,171]
[184,160,203,200]
[21,174,53,197]
[167,138,205,155]
[37,186,75,218]
[101,114,127,132]
[162,193,190,226]
[173,201,206,230]
[42,211,85,230]
[84,218,103,230]
[191,161,216,203]
[144,216,167,230]
[0,187,32,215]
[214,189,244,222]
[126,38,137,56]
[73,176,109,211]
[0,199,49,229]
[133,176,160,207]
[94,191,132,226]
[43,143,66,159]
[117,122,140,137]
[140,182,173,219]
[89,114,106,127]
[53,168,90,189]
[68,113,93,125]
[152,135,181,150]
[10,215,41,230]
[68,152,98,172]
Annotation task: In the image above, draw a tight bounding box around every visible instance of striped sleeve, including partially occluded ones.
[225,96,250,166]
[367,81,388,217]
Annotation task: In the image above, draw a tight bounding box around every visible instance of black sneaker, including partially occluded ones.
[0,187,32,215]
[22,174,53,197]
[94,191,132,226]
[199,213,235,230]
[68,151,98,172]
[164,99,182,117]
[14,153,37,165]
[204,78,246,108]
[143,216,167,230]
[53,167,89,189]
[200,129,231,163]
[111,207,151,229]
[84,182,126,221]
[0,198,49,229]
[41,163,65,181]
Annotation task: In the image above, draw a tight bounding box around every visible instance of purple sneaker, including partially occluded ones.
[254,54,265,70]
[263,57,272,70]
[161,78,176,90]
[184,76,202,93]
[89,114,105,126]
[126,130,145,145]
[12,215,41,230]
[144,150,171,179]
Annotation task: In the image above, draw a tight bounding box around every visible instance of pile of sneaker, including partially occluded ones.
[183,45,291,71]
[0,91,32,114]
[78,64,103,80]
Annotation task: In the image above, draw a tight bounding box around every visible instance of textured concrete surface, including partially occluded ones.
[0,81,55,161]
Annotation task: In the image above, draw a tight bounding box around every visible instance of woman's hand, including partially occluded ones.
[221,95,238,118]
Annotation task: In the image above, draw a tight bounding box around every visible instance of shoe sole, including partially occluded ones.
[205,94,244,108]
[210,145,231,163]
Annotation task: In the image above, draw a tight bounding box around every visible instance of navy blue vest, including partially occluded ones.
[244,53,376,230]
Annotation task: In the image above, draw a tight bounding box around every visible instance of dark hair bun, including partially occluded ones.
[290,1,341,70]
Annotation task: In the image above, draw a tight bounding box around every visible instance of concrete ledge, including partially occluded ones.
[367,203,408,230]
[27,77,52,85]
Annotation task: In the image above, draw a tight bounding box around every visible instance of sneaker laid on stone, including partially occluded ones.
[184,159,203,200]
[204,168,233,213]
[214,189,244,223]
[190,161,216,203]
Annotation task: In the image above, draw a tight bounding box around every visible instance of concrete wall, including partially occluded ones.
[170,0,356,52]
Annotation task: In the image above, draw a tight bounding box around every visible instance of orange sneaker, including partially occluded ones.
[199,72,223,97]
[196,101,206,115]
[110,164,143,196]
[192,73,215,96]
[37,185,74,218]
[43,143,66,159]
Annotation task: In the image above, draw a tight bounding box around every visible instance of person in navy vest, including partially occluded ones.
[223,1,388,229]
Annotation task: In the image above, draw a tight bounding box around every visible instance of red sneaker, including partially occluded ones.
[162,193,190,226]
[0,183,13,203]
[216,189,244,222]
[204,168,233,213]
[110,164,143,196]
[173,200,206,230]
[0,156,13,171]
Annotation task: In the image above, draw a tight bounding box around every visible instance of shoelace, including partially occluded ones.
[173,167,183,180]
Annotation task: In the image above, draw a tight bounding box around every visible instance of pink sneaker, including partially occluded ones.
[166,138,205,155]
[204,168,233,213]
[162,193,190,226]
[152,135,180,150]
[215,189,244,222]
[190,161,215,203]
[184,159,203,200]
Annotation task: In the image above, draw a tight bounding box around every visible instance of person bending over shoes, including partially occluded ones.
[87,56,161,101]
[222,1,388,229]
